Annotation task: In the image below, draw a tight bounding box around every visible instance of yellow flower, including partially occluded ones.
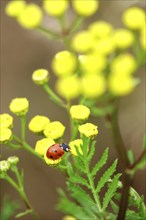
[122,7,145,30]
[81,74,106,98]
[44,153,62,166]
[44,121,65,140]
[8,156,19,165]
[0,128,12,144]
[79,123,98,138]
[79,53,107,73]
[108,74,137,96]
[62,215,76,220]
[56,75,81,100]
[0,114,13,129]
[111,53,136,75]
[32,69,49,85]
[89,20,113,38]
[113,28,134,49]
[9,98,29,116]
[70,105,90,122]
[43,0,69,17]
[72,0,99,17]
[28,115,50,134]
[72,31,95,53]
[93,37,115,55]
[52,51,77,77]
[5,0,26,17]
[17,4,43,29]
[0,160,10,172]
[69,139,83,156]
[35,138,55,156]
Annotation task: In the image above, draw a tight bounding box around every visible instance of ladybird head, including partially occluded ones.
[60,143,70,152]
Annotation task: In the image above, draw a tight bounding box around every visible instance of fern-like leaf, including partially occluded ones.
[67,182,99,216]
[102,174,121,210]
[69,174,90,188]
[91,148,109,178]
[96,159,118,193]
[57,189,92,219]
[87,141,96,162]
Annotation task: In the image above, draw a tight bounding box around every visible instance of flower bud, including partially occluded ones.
[35,138,55,156]
[79,123,98,139]
[43,0,69,17]
[44,121,65,140]
[5,0,26,18]
[0,128,12,144]
[7,156,19,165]
[17,4,43,29]
[0,160,10,172]
[28,115,50,135]
[113,29,134,49]
[0,114,13,129]
[70,105,90,123]
[89,21,113,39]
[9,98,29,116]
[72,0,99,17]
[32,69,49,85]
[52,51,77,77]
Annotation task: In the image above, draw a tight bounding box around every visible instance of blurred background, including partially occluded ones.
[1,0,145,219]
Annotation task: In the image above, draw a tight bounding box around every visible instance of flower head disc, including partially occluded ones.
[70,105,90,122]
[89,21,113,39]
[9,98,29,116]
[44,121,65,140]
[28,115,50,134]
[32,69,49,85]
[35,138,55,156]
[79,123,98,139]
[0,114,13,129]
[0,128,12,144]
[113,29,134,49]
[69,139,83,156]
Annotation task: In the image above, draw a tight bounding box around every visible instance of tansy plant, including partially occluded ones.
[1,0,146,219]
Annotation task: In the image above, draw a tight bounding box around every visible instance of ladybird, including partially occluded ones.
[46,143,70,160]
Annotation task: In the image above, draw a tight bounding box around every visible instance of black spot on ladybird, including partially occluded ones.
[50,155,53,158]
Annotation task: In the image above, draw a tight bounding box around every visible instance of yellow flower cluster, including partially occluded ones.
[69,139,83,156]
[79,123,98,139]
[32,69,49,85]
[0,113,13,144]
[28,115,50,134]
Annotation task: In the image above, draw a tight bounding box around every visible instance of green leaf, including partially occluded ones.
[69,174,90,188]
[67,182,98,216]
[57,189,92,219]
[96,159,118,193]
[0,196,20,220]
[74,156,86,174]
[102,174,121,210]
[110,200,119,214]
[91,148,109,178]
[87,141,96,163]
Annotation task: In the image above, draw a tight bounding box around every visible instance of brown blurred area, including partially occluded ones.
[0,0,145,219]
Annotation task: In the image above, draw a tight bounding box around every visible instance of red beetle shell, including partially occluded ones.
[46,144,64,160]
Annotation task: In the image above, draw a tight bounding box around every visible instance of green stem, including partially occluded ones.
[20,115,26,142]
[13,135,43,161]
[70,122,79,141]
[5,175,19,191]
[69,15,84,34]
[42,83,67,108]
[36,26,61,40]
[85,159,102,212]
[82,138,102,212]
